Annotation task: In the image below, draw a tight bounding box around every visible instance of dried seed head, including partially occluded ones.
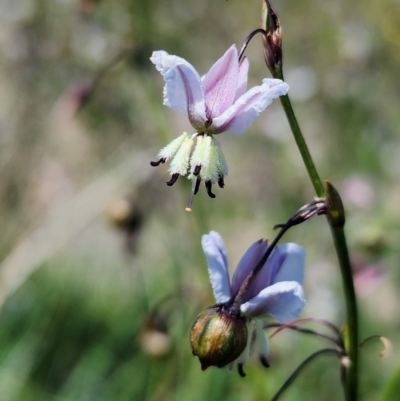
[262,0,283,75]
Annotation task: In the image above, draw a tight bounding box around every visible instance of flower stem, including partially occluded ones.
[329,226,358,401]
[271,348,343,401]
[275,70,324,197]
[276,82,359,400]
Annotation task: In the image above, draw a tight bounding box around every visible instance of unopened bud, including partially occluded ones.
[262,0,283,75]
[325,180,346,228]
[190,306,248,370]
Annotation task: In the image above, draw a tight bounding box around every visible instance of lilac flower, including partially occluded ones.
[150,45,289,209]
[201,231,305,371]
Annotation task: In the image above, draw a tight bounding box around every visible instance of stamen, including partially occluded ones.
[260,355,270,368]
[193,165,202,176]
[166,174,179,186]
[218,176,225,188]
[150,158,166,167]
[205,181,216,198]
[186,177,201,212]
[237,363,246,377]
[194,176,201,195]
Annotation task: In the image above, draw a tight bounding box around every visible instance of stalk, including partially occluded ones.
[277,80,359,401]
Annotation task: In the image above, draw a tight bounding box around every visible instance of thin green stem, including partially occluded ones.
[271,348,342,401]
[276,73,359,399]
[275,70,324,197]
[330,226,359,401]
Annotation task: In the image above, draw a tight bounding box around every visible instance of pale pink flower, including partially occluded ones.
[150,45,288,209]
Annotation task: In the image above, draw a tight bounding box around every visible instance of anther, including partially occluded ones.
[150,158,166,167]
[237,363,246,378]
[194,176,201,195]
[218,176,225,188]
[205,181,216,198]
[193,165,202,176]
[166,174,179,186]
[260,355,270,368]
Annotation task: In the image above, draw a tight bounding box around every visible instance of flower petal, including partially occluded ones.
[150,51,207,130]
[234,57,249,102]
[201,231,231,303]
[272,243,305,285]
[231,239,268,295]
[254,319,269,359]
[202,45,239,119]
[208,78,289,134]
[242,243,305,302]
[240,281,305,323]
[235,320,255,366]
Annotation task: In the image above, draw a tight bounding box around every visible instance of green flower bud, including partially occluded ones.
[325,180,346,228]
[190,306,248,370]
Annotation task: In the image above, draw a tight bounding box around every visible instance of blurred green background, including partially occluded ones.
[0,0,399,400]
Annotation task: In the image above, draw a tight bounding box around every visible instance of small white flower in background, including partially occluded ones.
[191,231,305,376]
[150,45,289,210]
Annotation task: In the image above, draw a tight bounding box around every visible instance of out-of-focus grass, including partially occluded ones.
[0,0,399,400]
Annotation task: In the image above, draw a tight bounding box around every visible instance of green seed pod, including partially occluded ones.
[190,306,248,370]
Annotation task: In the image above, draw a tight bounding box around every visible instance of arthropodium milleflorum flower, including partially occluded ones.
[150,45,289,210]
[190,231,305,376]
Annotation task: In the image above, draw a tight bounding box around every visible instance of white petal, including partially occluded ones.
[240,281,305,323]
[150,51,207,129]
[209,78,289,134]
[273,243,305,285]
[201,231,231,303]
[236,320,255,366]
[254,319,269,359]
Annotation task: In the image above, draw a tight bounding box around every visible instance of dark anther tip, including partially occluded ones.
[166,174,179,186]
[205,181,216,198]
[194,177,201,195]
[218,177,225,188]
[150,158,166,167]
[238,363,246,377]
[193,165,201,176]
[260,356,270,368]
